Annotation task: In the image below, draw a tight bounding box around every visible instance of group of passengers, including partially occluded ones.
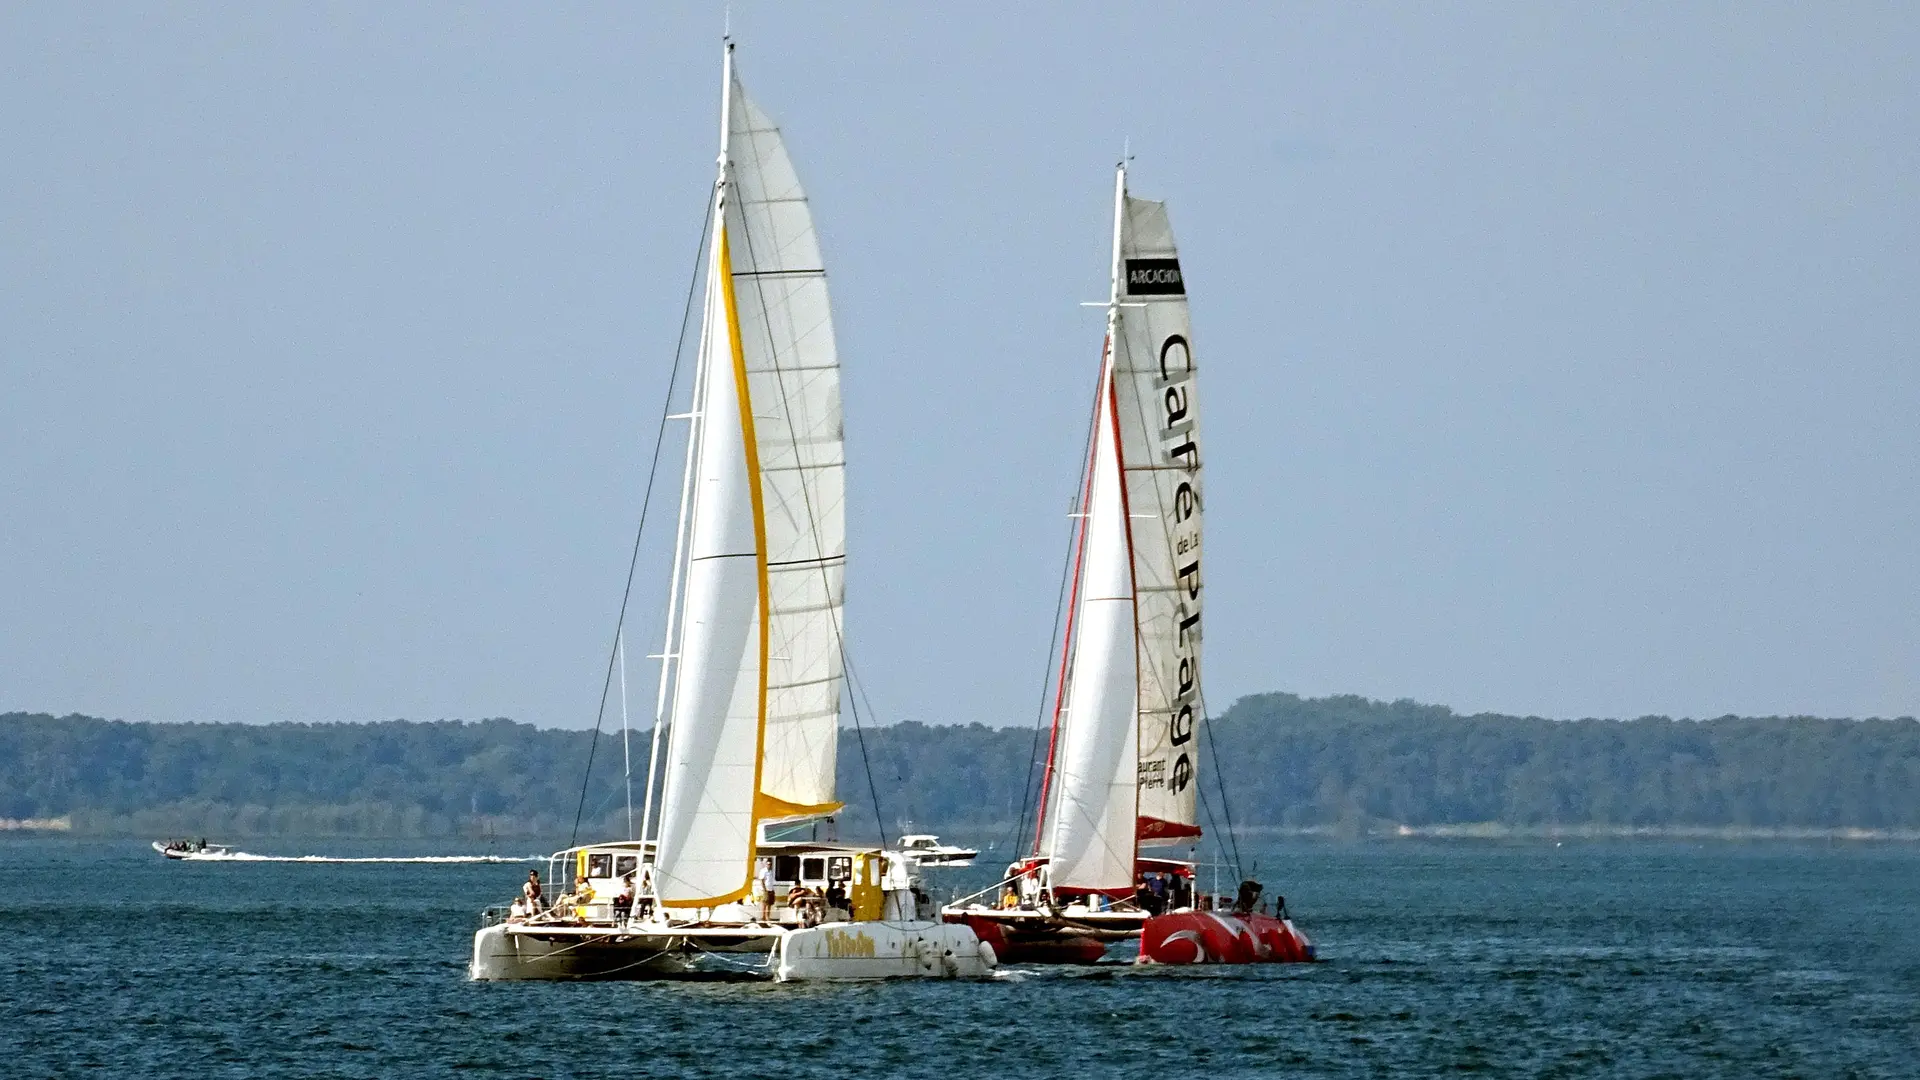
[993,866,1270,917]
[752,861,852,927]
[507,868,653,925]
[1134,870,1194,915]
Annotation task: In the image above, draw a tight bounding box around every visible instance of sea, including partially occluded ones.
[2,836,1916,1078]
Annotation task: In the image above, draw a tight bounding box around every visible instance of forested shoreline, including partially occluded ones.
[2,693,1914,839]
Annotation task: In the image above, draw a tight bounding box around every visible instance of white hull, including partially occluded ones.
[471,919,995,982]
[777,921,996,981]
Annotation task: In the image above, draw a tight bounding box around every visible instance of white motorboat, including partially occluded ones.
[896,834,979,866]
[470,38,990,982]
[152,840,235,860]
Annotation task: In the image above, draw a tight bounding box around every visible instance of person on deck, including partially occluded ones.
[756,860,774,922]
[522,870,544,914]
[636,868,656,920]
[612,874,634,922]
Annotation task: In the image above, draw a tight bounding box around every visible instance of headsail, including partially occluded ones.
[1043,333,1141,891]
[653,52,846,908]
[1041,166,1203,892]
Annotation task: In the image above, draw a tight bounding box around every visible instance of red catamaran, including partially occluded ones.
[941,160,1312,967]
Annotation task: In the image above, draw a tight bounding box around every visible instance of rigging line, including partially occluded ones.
[569,187,716,846]
[729,144,890,847]
[1199,695,1242,876]
[1193,752,1232,882]
[838,651,891,848]
[1004,509,1081,862]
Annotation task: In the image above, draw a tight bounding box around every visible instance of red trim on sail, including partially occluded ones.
[1136,816,1204,841]
[1032,337,1110,855]
[1105,356,1144,876]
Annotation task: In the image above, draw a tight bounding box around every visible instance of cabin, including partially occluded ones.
[526,839,918,927]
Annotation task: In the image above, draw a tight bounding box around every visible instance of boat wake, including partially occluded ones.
[159,847,535,864]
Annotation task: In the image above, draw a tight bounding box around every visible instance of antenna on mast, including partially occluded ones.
[723,1,732,41]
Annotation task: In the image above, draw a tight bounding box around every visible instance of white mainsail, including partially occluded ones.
[653,50,846,908]
[1042,165,1203,892]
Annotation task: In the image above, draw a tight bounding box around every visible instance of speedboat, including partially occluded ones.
[152,839,234,860]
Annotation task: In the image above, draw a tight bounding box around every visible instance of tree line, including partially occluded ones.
[1,692,1914,838]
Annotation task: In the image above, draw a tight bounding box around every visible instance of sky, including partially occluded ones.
[3,3,1915,728]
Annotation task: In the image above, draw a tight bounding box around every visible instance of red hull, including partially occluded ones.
[1139,911,1316,965]
[957,915,1111,965]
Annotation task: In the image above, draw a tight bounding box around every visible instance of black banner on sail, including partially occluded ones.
[1124,258,1185,296]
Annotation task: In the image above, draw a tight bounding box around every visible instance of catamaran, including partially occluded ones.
[470,41,992,982]
[941,161,1312,966]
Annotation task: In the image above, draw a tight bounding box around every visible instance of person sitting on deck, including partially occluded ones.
[787,884,821,927]
[551,876,593,920]
[1233,878,1263,916]
[522,870,544,913]
[612,874,634,922]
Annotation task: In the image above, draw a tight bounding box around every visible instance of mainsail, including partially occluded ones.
[1115,194,1202,844]
[652,49,846,908]
[1042,165,1203,893]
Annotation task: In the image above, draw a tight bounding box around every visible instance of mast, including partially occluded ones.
[1039,160,1143,894]
[1033,161,1131,858]
[640,40,735,855]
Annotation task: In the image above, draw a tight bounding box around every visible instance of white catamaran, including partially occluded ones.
[942,161,1215,963]
[470,41,992,982]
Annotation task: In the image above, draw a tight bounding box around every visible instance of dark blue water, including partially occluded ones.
[3,837,1916,1078]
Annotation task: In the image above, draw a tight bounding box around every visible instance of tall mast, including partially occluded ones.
[1105,157,1142,879]
[640,40,737,854]
[1106,159,1127,355]
[1033,158,1135,860]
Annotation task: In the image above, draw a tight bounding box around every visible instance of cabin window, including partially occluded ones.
[614,855,637,878]
[801,857,826,884]
[828,857,851,882]
[772,855,801,884]
[587,853,613,879]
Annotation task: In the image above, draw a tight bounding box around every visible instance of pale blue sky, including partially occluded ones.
[3,3,1915,727]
